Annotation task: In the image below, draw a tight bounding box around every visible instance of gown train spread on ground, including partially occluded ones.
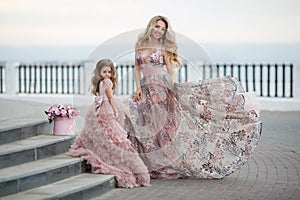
[120,47,262,179]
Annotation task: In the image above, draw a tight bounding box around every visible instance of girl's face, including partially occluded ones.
[151,20,166,40]
[100,66,112,79]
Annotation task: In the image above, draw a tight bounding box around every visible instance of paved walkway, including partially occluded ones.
[93,111,300,200]
[1,98,300,200]
[93,142,300,200]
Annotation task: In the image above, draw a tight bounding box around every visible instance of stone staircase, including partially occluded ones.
[0,119,115,200]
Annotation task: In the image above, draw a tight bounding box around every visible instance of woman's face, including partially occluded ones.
[151,20,166,40]
[100,66,112,79]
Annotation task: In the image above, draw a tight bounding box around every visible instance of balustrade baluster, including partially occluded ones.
[252,64,256,92]
[223,64,227,76]
[39,65,42,93]
[230,64,234,77]
[260,64,263,97]
[184,63,188,81]
[66,65,70,94]
[50,65,53,94]
[72,65,75,94]
[55,65,58,94]
[45,65,48,94]
[209,64,213,78]
[275,64,278,97]
[61,65,64,94]
[290,64,293,97]
[0,66,3,93]
[24,65,27,93]
[267,64,271,97]
[126,65,129,94]
[18,65,22,93]
[34,65,37,93]
[28,65,32,93]
[245,64,249,92]
[77,64,81,94]
[238,64,241,81]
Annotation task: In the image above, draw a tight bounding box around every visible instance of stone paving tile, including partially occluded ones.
[92,142,300,200]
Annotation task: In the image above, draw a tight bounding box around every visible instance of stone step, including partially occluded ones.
[0,119,51,145]
[0,154,86,197]
[0,134,76,169]
[0,173,115,200]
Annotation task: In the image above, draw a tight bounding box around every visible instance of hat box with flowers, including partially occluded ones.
[45,104,79,135]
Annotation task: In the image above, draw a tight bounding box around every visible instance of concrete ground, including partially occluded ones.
[1,98,300,200]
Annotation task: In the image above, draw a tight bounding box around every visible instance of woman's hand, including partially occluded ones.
[114,111,119,119]
[132,87,142,102]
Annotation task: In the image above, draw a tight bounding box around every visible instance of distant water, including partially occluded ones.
[202,43,300,64]
[0,43,299,64]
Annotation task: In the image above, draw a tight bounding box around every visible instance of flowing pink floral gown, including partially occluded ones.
[124,47,262,179]
[68,78,150,188]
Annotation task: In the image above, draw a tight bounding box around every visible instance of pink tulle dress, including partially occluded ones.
[123,47,262,179]
[68,78,150,188]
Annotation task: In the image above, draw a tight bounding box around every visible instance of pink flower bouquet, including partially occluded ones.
[44,104,79,123]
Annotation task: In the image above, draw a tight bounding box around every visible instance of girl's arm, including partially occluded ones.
[105,86,119,118]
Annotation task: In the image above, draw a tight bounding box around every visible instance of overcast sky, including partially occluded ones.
[0,0,299,46]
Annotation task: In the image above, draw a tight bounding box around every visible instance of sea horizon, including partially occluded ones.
[0,42,300,65]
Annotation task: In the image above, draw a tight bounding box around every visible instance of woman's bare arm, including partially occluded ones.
[163,51,175,83]
[133,52,142,101]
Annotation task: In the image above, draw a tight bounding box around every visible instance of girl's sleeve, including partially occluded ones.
[103,78,113,89]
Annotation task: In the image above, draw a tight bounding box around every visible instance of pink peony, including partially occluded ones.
[52,107,59,112]
[61,110,67,117]
[55,110,61,116]
[45,104,79,123]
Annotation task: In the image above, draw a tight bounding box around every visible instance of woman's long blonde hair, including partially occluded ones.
[90,59,117,95]
[135,15,181,67]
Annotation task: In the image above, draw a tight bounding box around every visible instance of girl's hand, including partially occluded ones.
[132,87,142,102]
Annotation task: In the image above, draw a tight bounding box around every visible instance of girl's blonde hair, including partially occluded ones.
[90,59,117,95]
[135,15,181,67]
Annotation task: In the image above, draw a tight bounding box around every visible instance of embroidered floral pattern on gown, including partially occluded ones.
[124,47,262,179]
[68,78,150,188]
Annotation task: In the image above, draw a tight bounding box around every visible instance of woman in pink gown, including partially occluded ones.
[68,59,150,188]
[124,16,262,179]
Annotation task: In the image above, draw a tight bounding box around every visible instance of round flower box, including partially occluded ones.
[53,117,75,135]
[45,104,79,135]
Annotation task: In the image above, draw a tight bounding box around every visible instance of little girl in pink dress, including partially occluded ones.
[68,59,150,188]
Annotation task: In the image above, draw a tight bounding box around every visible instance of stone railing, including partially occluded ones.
[1,61,299,111]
